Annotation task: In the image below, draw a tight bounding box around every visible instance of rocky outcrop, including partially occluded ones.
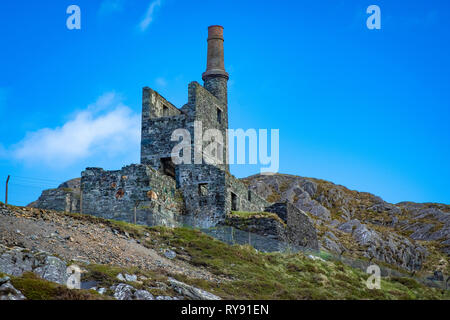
[168,277,221,300]
[28,178,81,213]
[337,219,427,270]
[0,245,69,285]
[247,175,330,220]
[0,276,25,300]
[243,174,449,272]
[112,283,155,300]
[397,202,450,254]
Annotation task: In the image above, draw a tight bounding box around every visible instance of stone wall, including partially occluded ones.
[141,87,187,168]
[176,164,226,228]
[266,202,319,250]
[225,173,270,213]
[203,76,228,106]
[223,204,319,251]
[139,81,258,228]
[182,82,229,172]
[29,178,80,213]
[81,164,184,227]
[223,215,287,242]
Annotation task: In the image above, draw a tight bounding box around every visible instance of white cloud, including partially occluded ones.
[155,77,167,87]
[139,0,162,31]
[99,0,124,15]
[12,93,140,167]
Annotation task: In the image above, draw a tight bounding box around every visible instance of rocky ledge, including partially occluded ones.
[243,174,449,274]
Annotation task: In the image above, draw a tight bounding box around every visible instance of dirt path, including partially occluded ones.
[0,204,221,282]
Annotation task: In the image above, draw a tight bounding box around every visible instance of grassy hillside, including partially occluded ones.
[91,216,450,300]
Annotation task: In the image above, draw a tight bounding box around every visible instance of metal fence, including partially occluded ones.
[197,224,449,291]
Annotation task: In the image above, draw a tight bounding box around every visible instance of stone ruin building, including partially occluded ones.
[81,26,267,227]
[32,26,318,250]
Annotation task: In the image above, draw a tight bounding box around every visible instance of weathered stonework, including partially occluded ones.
[266,202,319,250]
[81,165,184,227]
[31,25,319,250]
[30,178,80,213]
[224,214,288,242]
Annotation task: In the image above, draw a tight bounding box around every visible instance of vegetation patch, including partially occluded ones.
[10,272,104,300]
[5,204,448,300]
[142,226,450,300]
[228,211,285,225]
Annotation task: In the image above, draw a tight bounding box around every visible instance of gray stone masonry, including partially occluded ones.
[266,202,319,250]
[33,26,320,249]
[81,164,184,227]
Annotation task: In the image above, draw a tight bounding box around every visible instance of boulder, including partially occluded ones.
[164,250,177,260]
[112,283,154,300]
[112,283,135,300]
[168,278,221,300]
[0,282,26,300]
[33,256,68,285]
[0,246,69,285]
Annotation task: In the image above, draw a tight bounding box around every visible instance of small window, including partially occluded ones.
[199,183,208,196]
[217,108,222,124]
[163,105,169,116]
[160,157,175,178]
[248,190,252,202]
[231,192,238,211]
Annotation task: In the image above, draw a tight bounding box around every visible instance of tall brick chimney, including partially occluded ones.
[202,25,229,105]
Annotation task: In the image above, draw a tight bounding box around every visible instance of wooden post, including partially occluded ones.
[5,175,10,205]
[134,205,137,225]
[80,186,83,215]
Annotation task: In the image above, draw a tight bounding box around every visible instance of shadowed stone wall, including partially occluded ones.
[266,202,319,250]
[81,164,184,227]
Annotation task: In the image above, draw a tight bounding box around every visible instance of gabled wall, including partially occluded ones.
[141,87,186,170]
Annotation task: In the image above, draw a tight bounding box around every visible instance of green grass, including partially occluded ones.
[75,216,448,300]
[10,272,104,300]
[143,226,450,300]
[81,263,176,297]
[229,211,285,224]
[5,205,449,300]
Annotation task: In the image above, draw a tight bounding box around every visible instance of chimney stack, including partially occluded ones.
[202,25,229,105]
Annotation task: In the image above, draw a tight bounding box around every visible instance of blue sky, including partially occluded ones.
[0,0,449,206]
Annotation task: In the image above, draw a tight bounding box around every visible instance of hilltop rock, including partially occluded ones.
[242,174,448,272]
[28,178,81,213]
[397,203,450,246]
